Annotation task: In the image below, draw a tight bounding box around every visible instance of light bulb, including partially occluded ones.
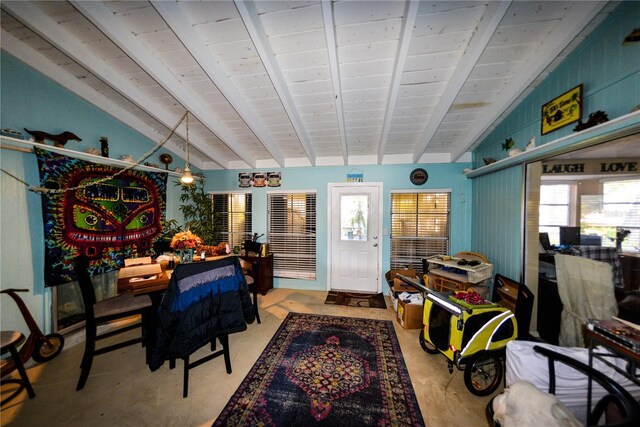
[180,166,194,184]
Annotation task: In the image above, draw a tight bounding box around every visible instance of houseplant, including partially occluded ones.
[176,178,220,246]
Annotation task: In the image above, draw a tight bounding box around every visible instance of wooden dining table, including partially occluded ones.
[117,255,234,296]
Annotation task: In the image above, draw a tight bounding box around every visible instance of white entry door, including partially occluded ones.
[328,184,382,293]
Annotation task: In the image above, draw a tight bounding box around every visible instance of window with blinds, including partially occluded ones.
[539,184,573,245]
[390,191,450,270]
[583,178,640,251]
[212,193,252,249]
[267,191,316,280]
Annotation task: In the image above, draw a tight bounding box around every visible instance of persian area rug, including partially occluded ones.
[324,291,387,309]
[213,313,424,427]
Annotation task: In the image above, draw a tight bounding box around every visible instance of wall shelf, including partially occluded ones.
[0,134,184,178]
[465,110,640,179]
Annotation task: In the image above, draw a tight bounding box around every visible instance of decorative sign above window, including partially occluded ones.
[541,158,639,175]
[346,169,363,182]
[541,84,583,135]
[238,172,281,188]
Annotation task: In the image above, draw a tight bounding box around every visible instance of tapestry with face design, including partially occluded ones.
[35,148,167,286]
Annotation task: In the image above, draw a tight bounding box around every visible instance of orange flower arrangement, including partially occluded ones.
[170,230,202,250]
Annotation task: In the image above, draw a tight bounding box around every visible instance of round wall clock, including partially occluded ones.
[410,168,428,185]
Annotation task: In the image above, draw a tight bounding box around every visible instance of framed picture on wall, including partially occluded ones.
[541,84,583,135]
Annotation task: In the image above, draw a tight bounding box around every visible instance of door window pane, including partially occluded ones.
[340,195,368,241]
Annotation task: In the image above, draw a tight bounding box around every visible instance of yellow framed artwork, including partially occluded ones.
[541,84,583,135]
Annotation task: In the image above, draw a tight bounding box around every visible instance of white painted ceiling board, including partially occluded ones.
[259,4,324,36]
[269,30,327,54]
[193,20,249,46]
[0,0,619,168]
[338,40,398,63]
[335,19,403,46]
[332,0,405,26]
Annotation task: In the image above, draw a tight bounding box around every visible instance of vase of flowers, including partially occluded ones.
[170,230,202,264]
[613,227,631,252]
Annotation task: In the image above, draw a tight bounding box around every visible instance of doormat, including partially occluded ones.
[213,313,424,426]
[324,291,387,309]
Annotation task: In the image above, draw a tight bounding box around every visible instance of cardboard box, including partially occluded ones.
[385,269,417,287]
[386,269,420,299]
[392,277,419,293]
[396,299,423,329]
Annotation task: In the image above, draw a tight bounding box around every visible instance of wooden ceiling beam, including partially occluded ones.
[3,1,225,168]
[72,0,257,168]
[235,0,316,166]
[321,0,348,165]
[0,29,209,169]
[413,1,511,163]
[450,1,608,161]
[152,0,286,167]
[377,0,420,164]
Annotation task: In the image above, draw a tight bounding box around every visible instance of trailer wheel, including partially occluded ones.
[463,353,503,396]
[418,330,439,354]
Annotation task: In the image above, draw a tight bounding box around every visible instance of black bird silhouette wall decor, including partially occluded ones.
[24,128,82,148]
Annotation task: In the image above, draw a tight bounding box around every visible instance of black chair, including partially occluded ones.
[242,240,262,324]
[169,334,231,398]
[150,258,253,397]
[73,256,153,390]
[487,345,640,426]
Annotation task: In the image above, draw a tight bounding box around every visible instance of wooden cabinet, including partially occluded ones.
[496,283,518,312]
[619,253,640,292]
[492,274,535,341]
[241,253,273,295]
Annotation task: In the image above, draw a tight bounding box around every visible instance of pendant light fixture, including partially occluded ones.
[180,112,194,185]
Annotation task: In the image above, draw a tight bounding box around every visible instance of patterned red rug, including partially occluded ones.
[213,312,424,426]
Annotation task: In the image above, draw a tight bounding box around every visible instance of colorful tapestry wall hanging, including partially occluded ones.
[35,148,167,287]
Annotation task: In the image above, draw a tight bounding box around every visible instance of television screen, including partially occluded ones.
[559,226,581,246]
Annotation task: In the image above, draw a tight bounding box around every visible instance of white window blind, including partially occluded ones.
[212,193,252,249]
[390,192,450,270]
[583,178,640,251]
[539,184,572,245]
[268,192,316,280]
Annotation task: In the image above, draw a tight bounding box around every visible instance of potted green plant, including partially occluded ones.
[176,179,220,246]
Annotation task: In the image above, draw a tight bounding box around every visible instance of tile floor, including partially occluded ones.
[1,289,498,426]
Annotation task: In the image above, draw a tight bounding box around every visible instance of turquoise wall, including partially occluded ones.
[471,167,523,281]
[205,164,472,291]
[474,2,640,166]
[0,51,471,334]
[0,52,184,333]
[471,2,640,282]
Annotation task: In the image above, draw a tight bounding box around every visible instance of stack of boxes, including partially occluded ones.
[385,269,424,329]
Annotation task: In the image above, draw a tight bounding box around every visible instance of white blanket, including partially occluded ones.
[493,380,581,427]
[505,340,640,424]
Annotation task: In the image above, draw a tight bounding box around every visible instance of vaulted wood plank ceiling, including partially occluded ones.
[0,1,614,170]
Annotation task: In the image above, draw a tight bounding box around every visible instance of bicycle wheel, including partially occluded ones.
[32,333,64,362]
[463,353,503,396]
